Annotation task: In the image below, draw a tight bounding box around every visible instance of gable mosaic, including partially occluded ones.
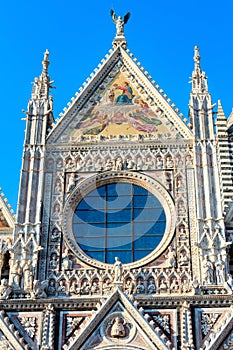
[69,73,170,142]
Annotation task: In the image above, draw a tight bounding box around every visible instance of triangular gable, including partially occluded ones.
[63,288,171,350]
[195,307,233,350]
[0,188,15,229]
[47,46,193,145]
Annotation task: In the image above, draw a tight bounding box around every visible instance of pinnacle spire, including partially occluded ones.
[31,49,54,100]
[194,45,201,71]
[42,49,50,76]
[191,45,208,93]
[217,100,226,118]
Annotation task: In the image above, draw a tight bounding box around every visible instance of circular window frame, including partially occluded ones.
[63,171,176,269]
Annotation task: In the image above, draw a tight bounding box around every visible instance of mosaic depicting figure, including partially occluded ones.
[70,74,169,141]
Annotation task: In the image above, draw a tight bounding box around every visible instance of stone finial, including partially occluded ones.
[191,45,208,93]
[193,45,201,69]
[31,49,55,100]
[42,49,50,76]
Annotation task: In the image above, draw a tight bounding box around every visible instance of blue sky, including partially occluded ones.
[1,0,233,212]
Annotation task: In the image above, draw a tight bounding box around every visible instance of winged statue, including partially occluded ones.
[110,10,130,37]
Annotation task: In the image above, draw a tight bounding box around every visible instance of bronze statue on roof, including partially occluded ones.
[110,10,130,37]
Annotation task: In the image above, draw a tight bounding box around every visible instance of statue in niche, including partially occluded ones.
[166,155,174,168]
[165,247,176,268]
[23,260,34,291]
[125,158,135,170]
[179,250,189,266]
[52,204,60,218]
[179,226,188,240]
[62,247,73,270]
[192,276,200,294]
[110,10,130,37]
[136,280,145,294]
[159,279,168,293]
[178,200,185,216]
[124,279,134,295]
[181,278,190,293]
[67,173,78,193]
[47,279,56,296]
[95,157,102,171]
[114,157,123,170]
[76,157,84,171]
[215,256,226,284]
[65,158,74,170]
[114,257,123,282]
[51,227,60,242]
[185,154,193,166]
[54,180,62,194]
[91,280,99,294]
[0,279,12,299]
[103,279,112,294]
[156,156,163,169]
[57,280,66,295]
[147,279,156,294]
[110,316,126,338]
[203,256,214,284]
[10,260,23,289]
[56,158,63,169]
[85,158,93,171]
[170,278,179,293]
[166,172,172,191]
[136,156,144,170]
[81,280,90,295]
[104,158,113,171]
[145,156,154,169]
[49,253,58,268]
[176,155,183,167]
[176,176,183,191]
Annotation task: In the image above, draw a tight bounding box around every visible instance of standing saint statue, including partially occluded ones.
[114,257,123,282]
[110,10,130,37]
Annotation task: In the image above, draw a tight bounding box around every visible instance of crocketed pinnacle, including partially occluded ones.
[191,45,208,94]
[31,49,54,100]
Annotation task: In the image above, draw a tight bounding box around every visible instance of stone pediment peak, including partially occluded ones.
[47,41,193,143]
[64,288,171,350]
[0,187,15,228]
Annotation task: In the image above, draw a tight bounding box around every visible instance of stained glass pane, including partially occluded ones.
[72,182,166,264]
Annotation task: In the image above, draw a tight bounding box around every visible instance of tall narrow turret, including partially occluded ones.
[9,51,54,296]
[189,46,229,282]
[189,46,214,140]
[215,101,233,206]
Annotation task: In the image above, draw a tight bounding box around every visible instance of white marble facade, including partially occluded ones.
[0,18,233,350]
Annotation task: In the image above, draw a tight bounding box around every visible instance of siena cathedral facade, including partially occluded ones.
[1,16,233,350]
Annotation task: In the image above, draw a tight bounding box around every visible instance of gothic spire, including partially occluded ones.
[31,49,54,100]
[191,46,208,93]
[42,49,50,77]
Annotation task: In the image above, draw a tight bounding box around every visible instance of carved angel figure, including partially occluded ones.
[110,10,130,37]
